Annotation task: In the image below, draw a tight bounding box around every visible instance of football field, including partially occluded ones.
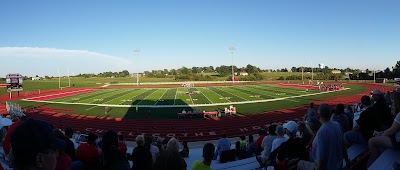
[25,84,328,107]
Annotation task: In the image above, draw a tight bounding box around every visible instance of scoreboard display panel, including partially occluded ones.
[6,74,23,92]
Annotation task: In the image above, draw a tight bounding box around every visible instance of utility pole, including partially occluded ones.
[134,49,141,86]
[229,47,236,84]
[58,68,61,89]
[68,67,70,87]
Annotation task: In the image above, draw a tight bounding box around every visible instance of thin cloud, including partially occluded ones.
[0,47,134,77]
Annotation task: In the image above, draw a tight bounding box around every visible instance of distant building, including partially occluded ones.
[331,70,342,74]
[130,73,142,77]
[31,77,41,80]
[239,72,248,76]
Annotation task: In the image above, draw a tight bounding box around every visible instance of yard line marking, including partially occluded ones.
[236,86,276,99]
[118,89,148,105]
[187,88,194,105]
[207,87,232,102]
[195,88,213,104]
[154,89,169,105]
[173,88,178,105]
[136,89,160,105]
[22,88,349,108]
[231,87,263,99]
[218,87,248,101]
[86,105,98,111]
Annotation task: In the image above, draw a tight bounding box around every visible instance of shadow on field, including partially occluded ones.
[123,99,197,120]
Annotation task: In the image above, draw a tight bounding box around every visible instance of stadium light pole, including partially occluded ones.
[58,68,61,89]
[68,67,70,87]
[229,47,236,84]
[134,49,141,86]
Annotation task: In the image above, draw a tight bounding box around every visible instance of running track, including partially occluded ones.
[0,83,397,141]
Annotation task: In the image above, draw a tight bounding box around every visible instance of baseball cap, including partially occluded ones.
[283,121,298,134]
[11,119,66,154]
[372,89,382,95]
[306,117,321,127]
[318,104,331,118]
[0,116,13,128]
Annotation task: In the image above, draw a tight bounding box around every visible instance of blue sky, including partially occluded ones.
[0,0,399,76]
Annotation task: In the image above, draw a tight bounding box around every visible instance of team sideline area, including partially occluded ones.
[0,83,399,170]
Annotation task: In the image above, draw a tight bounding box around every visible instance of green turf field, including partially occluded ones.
[29,84,321,106]
[14,84,368,120]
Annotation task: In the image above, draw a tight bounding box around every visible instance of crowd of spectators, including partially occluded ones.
[0,87,399,170]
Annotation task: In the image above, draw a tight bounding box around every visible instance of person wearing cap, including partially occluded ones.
[275,121,307,169]
[297,104,349,170]
[11,119,66,170]
[101,130,130,170]
[344,96,377,147]
[271,125,288,152]
[213,132,231,160]
[372,89,393,131]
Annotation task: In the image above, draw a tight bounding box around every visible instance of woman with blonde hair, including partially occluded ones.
[368,92,400,165]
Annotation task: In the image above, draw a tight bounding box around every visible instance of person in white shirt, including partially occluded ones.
[271,125,288,152]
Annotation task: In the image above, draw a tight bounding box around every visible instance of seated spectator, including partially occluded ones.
[239,135,247,150]
[305,117,321,160]
[213,132,231,160]
[271,125,288,152]
[76,133,100,169]
[101,130,130,170]
[235,141,245,160]
[63,127,77,161]
[275,121,306,169]
[246,134,256,156]
[145,136,159,165]
[11,119,66,170]
[344,96,376,147]
[3,115,27,155]
[54,129,72,170]
[255,129,266,155]
[131,135,152,170]
[180,141,189,158]
[344,105,354,129]
[118,134,127,160]
[259,125,277,164]
[297,121,312,144]
[297,104,349,170]
[0,116,12,145]
[154,138,187,170]
[372,89,393,131]
[191,143,215,170]
[368,92,400,165]
[331,104,350,133]
[304,102,317,121]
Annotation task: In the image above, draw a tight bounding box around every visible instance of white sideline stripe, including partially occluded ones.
[21,88,349,108]
[26,89,91,100]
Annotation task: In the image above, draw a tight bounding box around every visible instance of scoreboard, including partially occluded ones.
[6,74,23,92]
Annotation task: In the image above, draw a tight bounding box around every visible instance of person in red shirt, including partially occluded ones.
[255,129,266,155]
[118,134,127,160]
[3,116,27,155]
[76,133,100,169]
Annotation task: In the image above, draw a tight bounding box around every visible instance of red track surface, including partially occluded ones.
[0,83,397,141]
[25,89,94,101]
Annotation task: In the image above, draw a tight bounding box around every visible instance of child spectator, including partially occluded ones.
[191,143,215,170]
[180,141,189,158]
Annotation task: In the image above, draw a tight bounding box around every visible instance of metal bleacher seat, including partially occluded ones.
[347,144,368,164]
[368,149,400,170]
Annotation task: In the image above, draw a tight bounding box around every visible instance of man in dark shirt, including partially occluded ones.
[274,121,306,169]
[64,127,77,161]
[372,89,393,131]
[344,96,376,147]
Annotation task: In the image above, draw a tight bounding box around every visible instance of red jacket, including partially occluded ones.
[3,121,21,155]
